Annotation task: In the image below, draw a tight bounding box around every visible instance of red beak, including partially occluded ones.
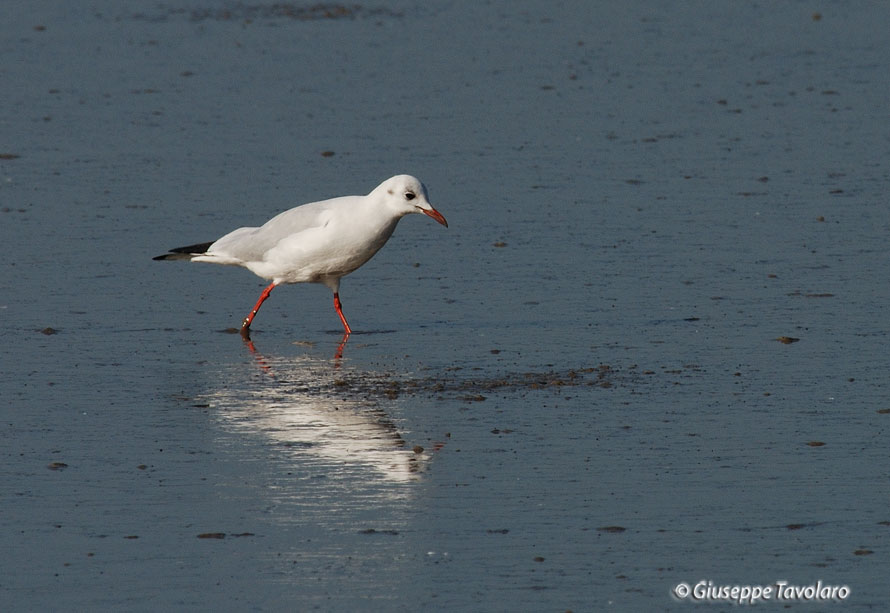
[422,207,448,228]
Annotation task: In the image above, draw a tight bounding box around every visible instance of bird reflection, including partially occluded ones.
[242,328,350,361]
[203,338,430,488]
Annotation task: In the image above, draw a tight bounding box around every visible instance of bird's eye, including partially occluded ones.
[405,191,416,201]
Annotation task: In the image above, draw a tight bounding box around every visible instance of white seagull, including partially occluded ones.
[154,175,448,337]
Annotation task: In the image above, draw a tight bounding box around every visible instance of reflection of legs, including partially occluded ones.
[333,292,352,335]
[241,335,274,376]
[241,282,276,331]
[334,332,349,361]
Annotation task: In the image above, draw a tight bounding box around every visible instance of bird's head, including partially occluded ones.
[374,175,448,227]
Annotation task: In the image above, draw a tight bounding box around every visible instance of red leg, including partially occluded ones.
[242,282,276,331]
[333,292,352,335]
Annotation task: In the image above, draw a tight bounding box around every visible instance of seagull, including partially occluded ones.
[153,175,447,337]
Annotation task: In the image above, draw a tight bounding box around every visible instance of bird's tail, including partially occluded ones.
[152,241,215,261]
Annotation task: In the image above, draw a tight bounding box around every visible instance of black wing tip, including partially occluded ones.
[153,241,214,261]
[170,241,214,254]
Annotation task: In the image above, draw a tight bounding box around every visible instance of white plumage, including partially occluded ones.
[154,175,447,336]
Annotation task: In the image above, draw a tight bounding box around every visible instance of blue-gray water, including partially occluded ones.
[2,1,888,610]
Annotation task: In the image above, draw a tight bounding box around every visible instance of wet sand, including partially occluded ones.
[2,1,888,610]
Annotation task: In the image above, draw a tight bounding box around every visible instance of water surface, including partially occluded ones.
[2,1,888,610]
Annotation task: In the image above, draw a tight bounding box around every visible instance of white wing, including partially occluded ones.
[206,198,348,263]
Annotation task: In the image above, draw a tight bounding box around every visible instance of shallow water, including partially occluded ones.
[2,1,889,610]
